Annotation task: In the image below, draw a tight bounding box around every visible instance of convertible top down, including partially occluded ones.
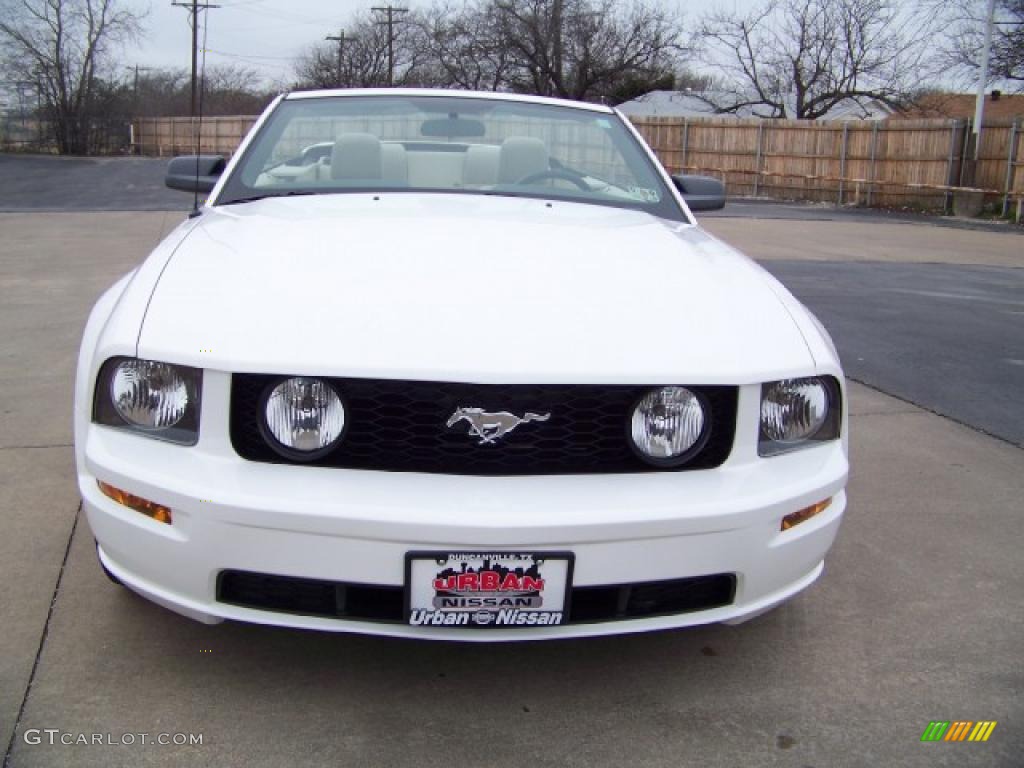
[76,89,848,639]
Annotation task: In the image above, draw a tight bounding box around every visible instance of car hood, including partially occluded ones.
[136,194,815,383]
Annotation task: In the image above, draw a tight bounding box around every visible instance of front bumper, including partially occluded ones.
[80,380,848,641]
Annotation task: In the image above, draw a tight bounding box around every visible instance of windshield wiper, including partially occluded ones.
[218,190,319,206]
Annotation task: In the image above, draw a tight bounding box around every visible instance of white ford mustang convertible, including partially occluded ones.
[75,89,848,640]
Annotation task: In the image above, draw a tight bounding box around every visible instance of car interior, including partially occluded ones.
[256,132,640,200]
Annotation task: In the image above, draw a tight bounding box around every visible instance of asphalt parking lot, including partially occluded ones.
[1,155,1022,767]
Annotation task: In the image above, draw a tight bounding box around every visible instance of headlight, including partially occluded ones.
[93,357,202,445]
[261,377,345,459]
[759,376,841,456]
[629,386,708,466]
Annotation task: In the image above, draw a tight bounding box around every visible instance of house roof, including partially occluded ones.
[897,92,1024,121]
[615,90,730,118]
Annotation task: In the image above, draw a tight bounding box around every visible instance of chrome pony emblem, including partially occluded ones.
[446,407,550,444]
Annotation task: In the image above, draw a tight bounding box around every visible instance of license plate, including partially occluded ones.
[405,551,573,628]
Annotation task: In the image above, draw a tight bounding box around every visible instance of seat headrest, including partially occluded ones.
[498,137,549,184]
[331,133,382,180]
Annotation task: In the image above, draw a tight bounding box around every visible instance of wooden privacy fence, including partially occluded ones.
[132,116,258,158]
[132,114,1024,214]
[634,116,1024,214]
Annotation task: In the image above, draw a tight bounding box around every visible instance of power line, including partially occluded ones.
[325,28,346,87]
[202,48,294,60]
[172,0,221,118]
[371,5,408,87]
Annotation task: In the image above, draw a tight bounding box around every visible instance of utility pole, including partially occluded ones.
[371,5,408,86]
[126,65,153,100]
[551,0,563,97]
[325,28,346,87]
[172,0,220,118]
[972,0,998,162]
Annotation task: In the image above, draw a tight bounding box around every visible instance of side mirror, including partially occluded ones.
[671,174,726,212]
[165,155,226,194]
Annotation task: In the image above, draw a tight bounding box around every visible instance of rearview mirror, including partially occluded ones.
[165,155,226,194]
[420,117,486,138]
[671,174,726,211]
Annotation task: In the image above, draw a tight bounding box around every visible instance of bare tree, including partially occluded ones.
[98,64,273,125]
[132,68,190,116]
[0,0,144,153]
[929,0,1023,91]
[415,1,515,91]
[200,64,275,114]
[292,0,686,102]
[293,10,442,90]
[491,0,687,102]
[696,0,931,119]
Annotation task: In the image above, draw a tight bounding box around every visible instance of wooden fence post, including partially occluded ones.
[838,122,849,205]
[753,121,764,197]
[958,119,973,186]
[1003,119,1019,217]
[945,120,960,213]
[681,118,689,171]
[867,121,880,207]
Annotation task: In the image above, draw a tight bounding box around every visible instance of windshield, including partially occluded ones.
[215,94,684,221]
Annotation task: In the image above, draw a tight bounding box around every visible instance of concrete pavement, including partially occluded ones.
[703,216,1023,268]
[0,212,182,764]
[1,210,1021,767]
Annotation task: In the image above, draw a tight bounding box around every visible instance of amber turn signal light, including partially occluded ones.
[781,498,831,531]
[97,481,173,525]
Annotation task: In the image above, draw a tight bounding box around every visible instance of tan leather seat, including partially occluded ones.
[330,134,408,184]
[330,133,381,180]
[381,143,408,184]
[463,145,501,186]
[498,137,549,184]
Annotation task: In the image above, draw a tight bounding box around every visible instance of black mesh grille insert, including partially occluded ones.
[217,570,736,624]
[229,375,737,475]
[569,575,737,622]
[218,571,404,623]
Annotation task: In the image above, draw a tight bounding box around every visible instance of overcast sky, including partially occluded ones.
[122,0,757,86]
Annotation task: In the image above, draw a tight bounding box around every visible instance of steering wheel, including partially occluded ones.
[515,169,591,191]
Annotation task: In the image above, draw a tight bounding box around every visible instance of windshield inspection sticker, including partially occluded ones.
[628,186,661,202]
[406,552,572,627]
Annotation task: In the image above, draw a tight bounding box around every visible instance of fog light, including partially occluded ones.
[262,376,346,459]
[97,481,173,524]
[781,498,831,531]
[629,386,707,466]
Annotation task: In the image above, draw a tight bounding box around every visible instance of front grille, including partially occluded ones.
[217,570,736,624]
[570,576,737,622]
[218,571,403,622]
[230,375,737,475]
